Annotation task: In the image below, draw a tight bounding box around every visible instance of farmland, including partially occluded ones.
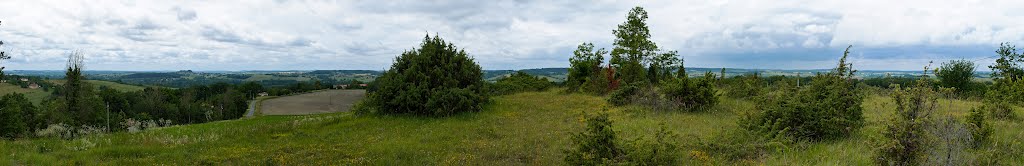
[260,90,366,115]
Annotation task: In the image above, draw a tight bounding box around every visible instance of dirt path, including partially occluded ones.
[260,90,366,115]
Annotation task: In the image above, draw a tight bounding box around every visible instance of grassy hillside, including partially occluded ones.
[0,83,50,104]
[47,80,147,92]
[1,89,1021,164]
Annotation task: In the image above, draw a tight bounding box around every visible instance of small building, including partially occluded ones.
[0,80,6,83]
[28,83,40,89]
[258,92,269,97]
[334,84,349,89]
[19,78,29,82]
[359,84,368,87]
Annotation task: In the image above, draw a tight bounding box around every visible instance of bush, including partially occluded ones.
[364,35,487,116]
[725,74,763,99]
[742,46,863,141]
[966,107,993,148]
[607,85,638,106]
[660,72,719,111]
[564,112,624,165]
[489,71,552,95]
[925,117,973,165]
[0,93,36,139]
[937,59,978,95]
[564,112,682,165]
[622,125,682,165]
[875,82,935,166]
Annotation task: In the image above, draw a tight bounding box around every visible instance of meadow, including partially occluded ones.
[1,88,1020,165]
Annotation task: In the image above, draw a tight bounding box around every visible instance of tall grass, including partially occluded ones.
[0,88,1021,165]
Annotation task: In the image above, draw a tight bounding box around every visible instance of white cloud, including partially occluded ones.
[0,0,1021,71]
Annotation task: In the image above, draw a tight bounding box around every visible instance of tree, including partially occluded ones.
[567,43,607,92]
[363,35,487,116]
[936,59,976,94]
[990,43,1024,81]
[648,50,681,84]
[0,21,10,81]
[0,93,36,139]
[611,7,658,86]
[61,52,107,126]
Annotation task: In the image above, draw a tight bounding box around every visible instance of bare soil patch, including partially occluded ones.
[261,90,366,115]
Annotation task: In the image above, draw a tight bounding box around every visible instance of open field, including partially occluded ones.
[0,83,50,104]
[260,90,366,115]
[0,88,1021,164]
[47,80,147,92]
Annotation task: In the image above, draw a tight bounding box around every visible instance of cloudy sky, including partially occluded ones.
[1,0,1022,71]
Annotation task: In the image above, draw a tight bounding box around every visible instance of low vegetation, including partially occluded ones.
[488,71,552,95]
[742,46,864,141]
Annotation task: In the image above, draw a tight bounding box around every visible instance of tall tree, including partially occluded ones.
[61,52,106,126]
[611,7,658,86]
[990,43,1024,81]
[567,43,606,92]
[0,21,10,80]
[936,59,976,94]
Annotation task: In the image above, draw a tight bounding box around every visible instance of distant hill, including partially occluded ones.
[8,68,996,88]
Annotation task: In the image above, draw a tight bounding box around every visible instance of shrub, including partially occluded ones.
[725,74,763,99]
[925,117,973,165]
[564,112,624,165]
[564,112,682,165]
[875,82,935,166]
[937,59,978,95]
[489,71,552,95]
[607,85,638,106]
[364,35,487,116]
[582,66,615,95]
[622,125,682,165]
[0,93,35,139]
[660,72,719,111]
[966,107,993,148]
[742,46,863,141]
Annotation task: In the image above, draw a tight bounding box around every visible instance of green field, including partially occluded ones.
[0,89,1021,164]
[47,80,146,92]
[0,83,51,104]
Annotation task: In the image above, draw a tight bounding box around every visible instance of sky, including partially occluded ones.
[1,0,1023,71]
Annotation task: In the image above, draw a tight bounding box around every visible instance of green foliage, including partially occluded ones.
[564,112,682,165]
[0,93,36,139]
[621,125,682,165]
[659,72,719,111]
[610,7,658,86]
[966,107,992,148]
[725,74,764,99]
[647,51,682,84]
[937,59,980,95]
[742,46,864,141]
[567,43,607,93]
[874,68,938,166]
[582,66,613,95]
[607,85,638,106]
[0,21,8,80]
[564,112,623,165]
[366,35,487,116]
[990,43,1024,81]
[490,71,552,95]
